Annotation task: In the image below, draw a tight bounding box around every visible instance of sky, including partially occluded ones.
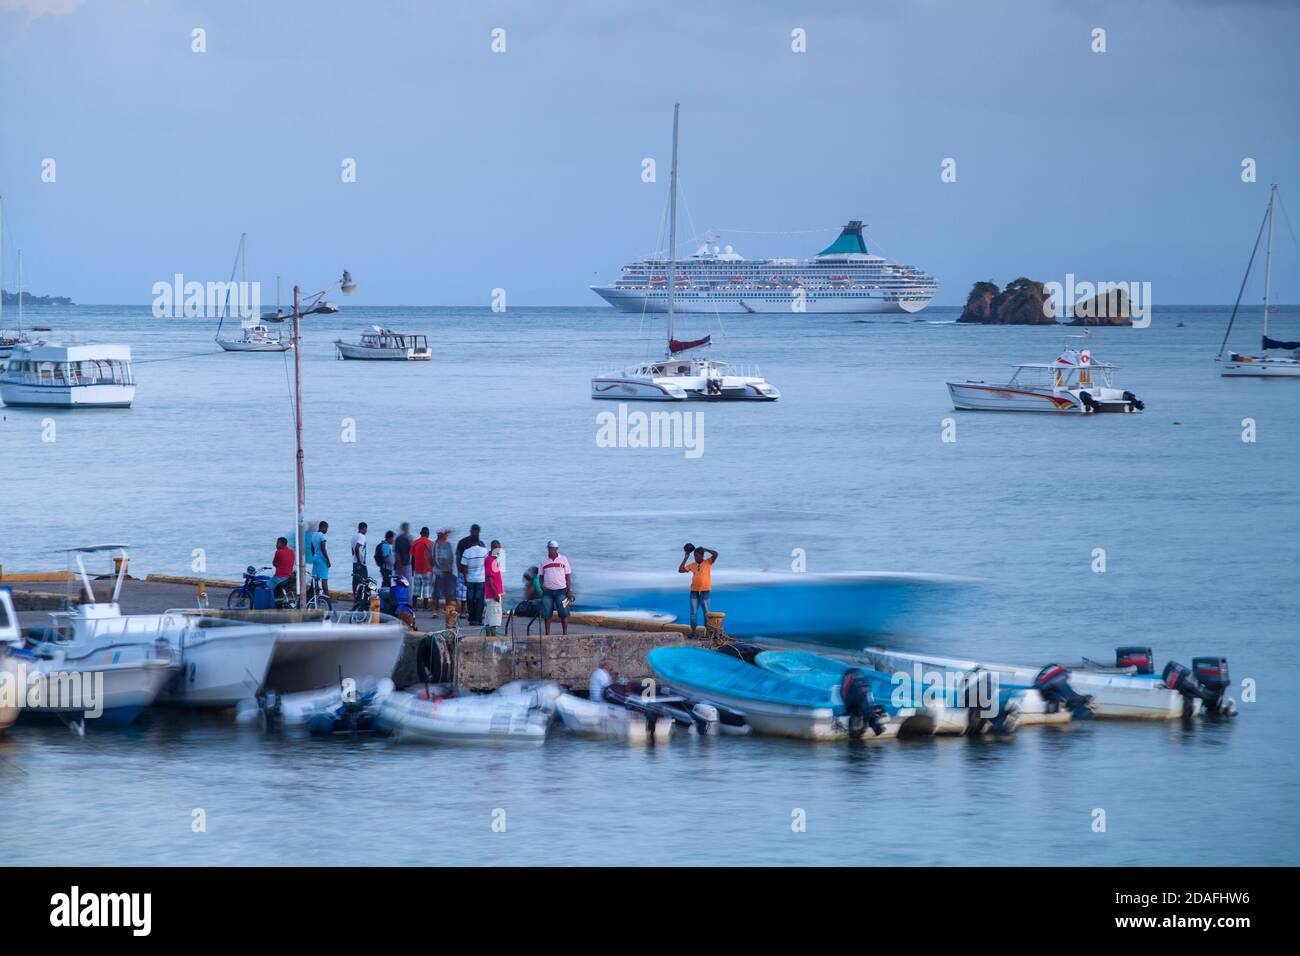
[0,0,1298,306]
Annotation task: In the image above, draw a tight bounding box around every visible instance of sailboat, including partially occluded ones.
[0,196,34,358]
[1217,184,1300,377]
[591,104,780,402]
[215,234,293,352]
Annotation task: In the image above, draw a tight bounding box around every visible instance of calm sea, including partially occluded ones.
[2,304,1297,865]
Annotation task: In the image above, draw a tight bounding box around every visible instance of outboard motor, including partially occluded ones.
[1122,390,1145,411]
[690,702,720,735]
[1078,391,1098,413]
[1033,664,1095,716]
[1114,646,1154,675]
[841,669,887,738]
[1163,659,1236,717]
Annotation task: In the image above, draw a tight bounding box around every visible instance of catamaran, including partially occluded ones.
[1217,184,1300,377]
[591,104,780,402]
[947,337,1144,413]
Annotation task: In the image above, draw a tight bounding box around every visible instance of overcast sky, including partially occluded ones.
[1,0,1297,305]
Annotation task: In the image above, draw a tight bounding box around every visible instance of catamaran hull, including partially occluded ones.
[160,624,279,707]
[591,378,688,401]
[593,287,930,315]
[263,620,404,694]
[0,382,135,408]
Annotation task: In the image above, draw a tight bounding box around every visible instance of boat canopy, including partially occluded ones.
[816,221,869,257]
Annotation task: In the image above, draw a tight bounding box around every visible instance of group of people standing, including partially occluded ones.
[297,521,574,637]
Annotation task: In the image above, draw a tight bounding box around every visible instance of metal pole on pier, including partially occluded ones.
[293,284,306,607]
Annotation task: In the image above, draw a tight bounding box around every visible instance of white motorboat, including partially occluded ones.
[947,338,1144,413]
[0,342,135,408]
[1217,184,1300,377]
[860,646,1235,720]
[555,693,675,742]
[217,323,292,352]
[591,104,780,403]
[1,588,26,731]
[334,326,431,361]
[2,556,174,726]
[377,682,557,744]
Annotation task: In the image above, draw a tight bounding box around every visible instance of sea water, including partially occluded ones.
[1,305,1297,865]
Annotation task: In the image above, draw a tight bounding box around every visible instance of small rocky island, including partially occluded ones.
[957,278,1056,324]
[957,280,1132,326]
[1,290,73,307]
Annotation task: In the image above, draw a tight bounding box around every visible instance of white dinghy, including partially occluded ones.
[555,693,675,742]
[377,681,558,745]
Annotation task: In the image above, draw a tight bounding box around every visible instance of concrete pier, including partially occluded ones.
[4,571,705,693]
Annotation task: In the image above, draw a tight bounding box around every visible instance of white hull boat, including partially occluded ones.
[591,104,780,403]
[378,684,556,745]
[862,647,1189,720]
[0,342,135,408]
[335,326,431,361]
[1217,186,1300,377]
[158,615,279,707]
[555,693,674,742]
[948,339,1143,414]
[217,325,292,352]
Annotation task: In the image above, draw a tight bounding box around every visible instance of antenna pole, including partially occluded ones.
[293,285,307,607]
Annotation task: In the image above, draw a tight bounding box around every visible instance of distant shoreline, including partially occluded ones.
[1,291,73,307]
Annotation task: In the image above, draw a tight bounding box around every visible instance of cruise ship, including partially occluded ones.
[592,221,936,314]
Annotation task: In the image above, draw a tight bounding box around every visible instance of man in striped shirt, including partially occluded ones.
[539,540,573,636]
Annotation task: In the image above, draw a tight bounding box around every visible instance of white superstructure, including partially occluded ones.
[593,221,935,315]
[0,341,135,408]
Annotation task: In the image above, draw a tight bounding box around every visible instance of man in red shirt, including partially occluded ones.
[410,527,436,611]
[271,536,295,603]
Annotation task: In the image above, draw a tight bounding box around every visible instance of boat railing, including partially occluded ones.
[165,607,402,628]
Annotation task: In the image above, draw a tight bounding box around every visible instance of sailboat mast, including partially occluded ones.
[667,102,680,347]
[1263,184,1276,340]
[16,249,22,332]
[1,195,5,330]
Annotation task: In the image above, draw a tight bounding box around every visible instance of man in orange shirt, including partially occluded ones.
[678,543,719,638]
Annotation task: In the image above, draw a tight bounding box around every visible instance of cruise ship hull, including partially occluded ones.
[594,287,929,315]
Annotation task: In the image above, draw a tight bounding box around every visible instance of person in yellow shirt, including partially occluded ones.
[678,543,719,638]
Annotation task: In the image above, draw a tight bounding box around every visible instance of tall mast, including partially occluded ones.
[667,102,679,348]
[1,194,5,330]
[1263,184,1276,340]
[240,232,248,327]
[16,249,22,332]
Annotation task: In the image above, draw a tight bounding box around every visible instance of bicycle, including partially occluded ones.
[304,575,333,612]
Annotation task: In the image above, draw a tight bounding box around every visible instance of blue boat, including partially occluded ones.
[647,646,909,740]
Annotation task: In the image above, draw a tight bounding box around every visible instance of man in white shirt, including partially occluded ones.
[350,522,368,594]
[459,533,490,626]
[589,657,616,703]
[538,540,573,636]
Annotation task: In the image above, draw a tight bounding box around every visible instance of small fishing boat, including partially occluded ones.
[0,342,136,408]
[947,338,1143,413]
[861,645,1235,720]
[335,326,431,361]
[1217,185,1300,377]
[377,681,558,745]
[647,646,920,740]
